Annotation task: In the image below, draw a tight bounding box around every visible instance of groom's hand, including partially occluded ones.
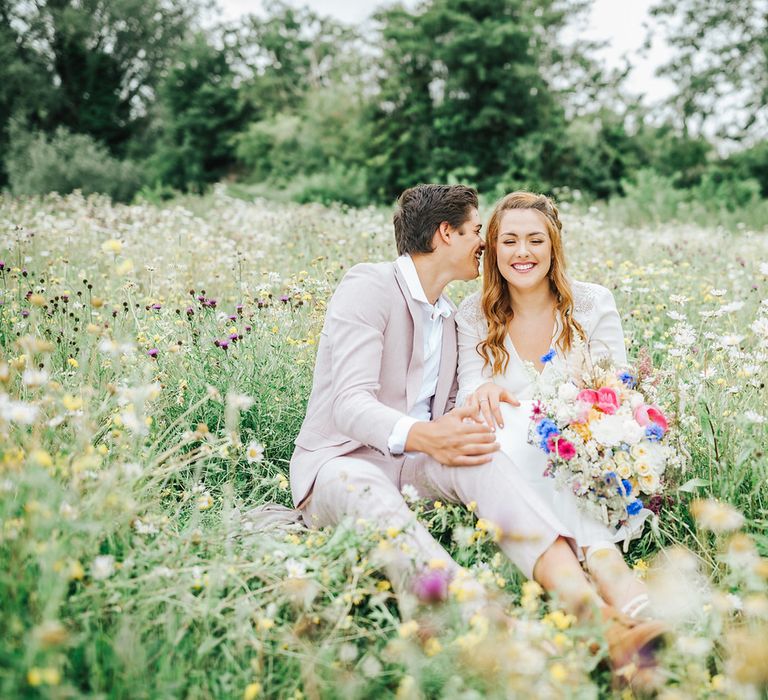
[405,404,499,467]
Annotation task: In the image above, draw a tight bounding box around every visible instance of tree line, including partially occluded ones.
[1,0,766,208]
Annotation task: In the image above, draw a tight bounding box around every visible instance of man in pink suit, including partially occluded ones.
[290,184,577,603]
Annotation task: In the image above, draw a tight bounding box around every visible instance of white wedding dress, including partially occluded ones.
[455,281,650,550]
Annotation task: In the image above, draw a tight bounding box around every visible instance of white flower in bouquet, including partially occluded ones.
[590,413,644,447]
[557,382,580,402]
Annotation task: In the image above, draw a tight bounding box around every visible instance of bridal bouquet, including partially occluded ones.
[528,359,672,529]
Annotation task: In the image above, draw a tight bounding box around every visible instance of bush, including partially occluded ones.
[288,162,370,207]
[6,123,143,201]
[601,168,768,230]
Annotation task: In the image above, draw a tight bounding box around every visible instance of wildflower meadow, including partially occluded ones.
[1,187,767,699]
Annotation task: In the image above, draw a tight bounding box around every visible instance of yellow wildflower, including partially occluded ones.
[62,394,83,411]
[30,449,53,468]
[549,663,568,682]
[398,620,419,638]
[101,239,123,254]
[244,682,262,700]
[543,609,576,631]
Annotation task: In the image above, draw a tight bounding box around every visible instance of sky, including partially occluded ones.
[216,0,675,104]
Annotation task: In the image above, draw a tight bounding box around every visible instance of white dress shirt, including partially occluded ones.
[387,255,453,455]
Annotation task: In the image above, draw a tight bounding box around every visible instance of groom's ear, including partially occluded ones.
[436,221,453,246]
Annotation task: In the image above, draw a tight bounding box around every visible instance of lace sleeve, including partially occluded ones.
[455,293,492,406]
[573,282,627,366]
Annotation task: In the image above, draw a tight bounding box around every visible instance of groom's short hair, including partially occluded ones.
[393,184,479,256]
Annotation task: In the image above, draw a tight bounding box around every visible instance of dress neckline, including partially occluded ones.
[506,313,561,376]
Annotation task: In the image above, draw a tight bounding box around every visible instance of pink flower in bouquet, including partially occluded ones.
[634,404,669,431]
[596,387,619,415]
[557,439,577,461]
[530,400,545,421]
[577,389,599,405]
[546,436,577,461]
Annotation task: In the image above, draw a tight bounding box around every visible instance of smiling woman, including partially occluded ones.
[454,192,666,664]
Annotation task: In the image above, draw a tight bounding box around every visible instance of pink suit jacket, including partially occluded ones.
[289,261,458,507]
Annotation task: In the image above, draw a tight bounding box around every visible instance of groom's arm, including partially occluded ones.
[326,265,408,453]
[327,264,498,465]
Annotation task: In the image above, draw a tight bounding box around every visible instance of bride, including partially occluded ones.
[456,190,651,619]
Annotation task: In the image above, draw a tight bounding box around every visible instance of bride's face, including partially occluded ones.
[495,208,552,292]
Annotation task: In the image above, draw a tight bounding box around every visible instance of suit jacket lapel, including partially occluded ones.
[394,263,424,410]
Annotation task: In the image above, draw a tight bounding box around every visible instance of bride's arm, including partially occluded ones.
[587,286,628,366]
[455,298,494,407]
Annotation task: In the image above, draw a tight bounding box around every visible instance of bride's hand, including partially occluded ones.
[469,382,520,429]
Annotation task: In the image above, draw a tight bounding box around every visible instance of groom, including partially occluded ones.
[289,183,575,602]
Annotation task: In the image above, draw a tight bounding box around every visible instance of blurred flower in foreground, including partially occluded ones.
[691,499,745,533]
[243,681,262,700]
[725,625,768,686]
[412,568,450,603]
[646,546,709,623]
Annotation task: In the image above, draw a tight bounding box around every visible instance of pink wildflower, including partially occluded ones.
[412,569,450,603]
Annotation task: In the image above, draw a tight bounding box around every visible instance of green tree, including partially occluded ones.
[365,0,599,200]
[236,3,361,118]
[149,35,246,191]
[650,0,768,141]
[0,0,201,156]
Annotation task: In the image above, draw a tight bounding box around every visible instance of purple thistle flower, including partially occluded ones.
[245,325,252,332]
[257,299,266,308]
[147,348,159,358]
[21,310,30,318]
[151,303,162,310]
[229,333,238,341]
[0,261,5,271]
[228,314,237,321]
[186,307,194,316]
[219,340,229,350]
[207,299,217,308]
[412,569,450,603]
[280,295,290,304]
[236,304,243,314]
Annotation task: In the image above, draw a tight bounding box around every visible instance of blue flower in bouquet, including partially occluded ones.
[603,471,618,485]
[536,418,560,452]
[618,371,636,388]
[645,424,664,442]
[540,348,556,364]
[619,479,633,496]
[627,499,644,516]
[536,418,559,439]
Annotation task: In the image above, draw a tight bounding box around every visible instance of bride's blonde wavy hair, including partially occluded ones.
[479,191,585,375]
